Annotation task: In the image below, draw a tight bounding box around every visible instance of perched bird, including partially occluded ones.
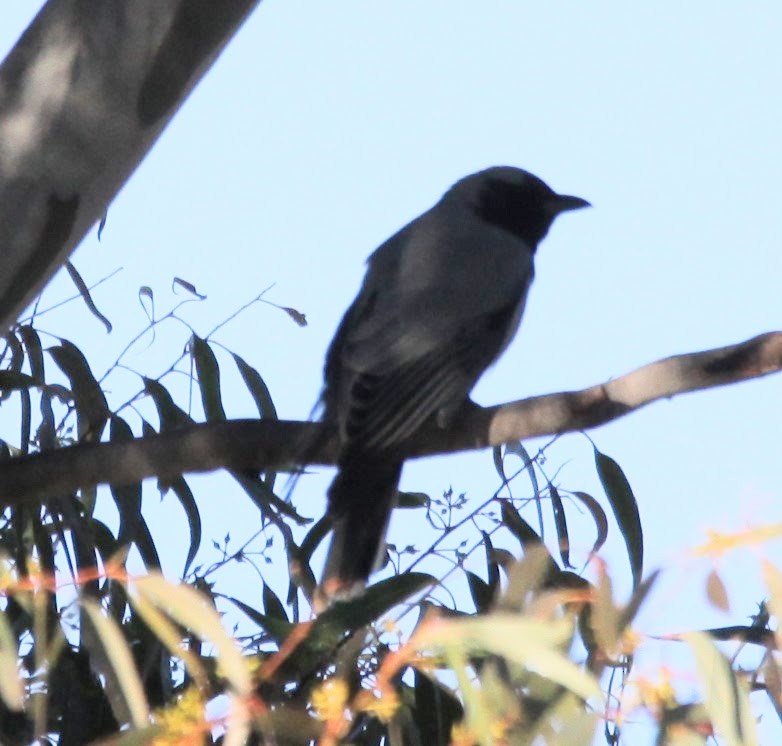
[317,166,589,606]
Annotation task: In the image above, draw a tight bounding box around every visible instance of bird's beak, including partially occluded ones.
[552,194,591,213]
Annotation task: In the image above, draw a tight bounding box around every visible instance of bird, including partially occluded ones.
[316,166,589,607]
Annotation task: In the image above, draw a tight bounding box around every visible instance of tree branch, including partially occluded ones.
[0,332,779,505]
[0,0,260,327]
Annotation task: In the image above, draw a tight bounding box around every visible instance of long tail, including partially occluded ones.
[316,453,402,609]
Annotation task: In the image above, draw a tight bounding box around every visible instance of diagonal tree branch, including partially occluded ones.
[0,0,260,328]
[0,331,779,506]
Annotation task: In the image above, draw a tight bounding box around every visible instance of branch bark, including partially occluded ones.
[0,0,260,328]
[0,331,779,505]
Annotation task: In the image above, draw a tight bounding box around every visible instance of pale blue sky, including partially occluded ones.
[2,4,782,742]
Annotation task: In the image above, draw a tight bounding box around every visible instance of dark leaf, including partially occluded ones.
[16,326,40,380]
[482,531,500,600]
[0,371,40,393]
[499,500,561,589]
[143,378,194,430]
[2,335,30,454]
[549,484,572,568]
[263,584,288,623]
[299,516,331,564]
[618,568,660,632]
[191,335,225,422]
[65,261,112,333]
[281,307,307,327]
[594,448,643,589]
[110,416,161,570]
[492,445,504,480]
[466,571,493,614]
[490,547,517,573]
[69,509,100,600]
[2,329,25,375]
[17,327,43,453]
[97,210,108,240]
[233,353,277,421]
[231,470,311,525]
[168,476,201,577]
[138,286,154,322]
[223,595,294,645]
[571,491,609,556]
[49,340,109,441]
[172,277,206,299]
[500,441,544,536]
[36,378,57,451]
[287,539,318,607]
[413,669,463,746]
[285,519,329,606]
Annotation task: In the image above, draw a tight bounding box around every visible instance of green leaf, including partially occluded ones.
[594,448,643,588]
[285,573,436,673]
[684,631,758,746]
[763,562,782,652]
[133,574,251,696]
[0,609,23,711]
[127,590,209,691]
[82,598,149,728]
[499,499,560,584]
[425,614,603,704]
[396,491,430,509]
[317,573,436,634]
[528,691,598,746]
[589,566,619,654]
[618,568,660,632]
[191,335,225,422]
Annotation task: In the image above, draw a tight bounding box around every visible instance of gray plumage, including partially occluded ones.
[317,166,589,606]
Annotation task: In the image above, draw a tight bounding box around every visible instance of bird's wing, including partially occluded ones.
[340,299,524,451]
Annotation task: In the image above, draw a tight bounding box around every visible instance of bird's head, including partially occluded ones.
[447,166,590,247]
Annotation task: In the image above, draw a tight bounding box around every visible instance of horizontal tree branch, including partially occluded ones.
[0,331,779,506]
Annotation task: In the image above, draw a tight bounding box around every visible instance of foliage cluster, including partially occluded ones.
[0,291,778,746]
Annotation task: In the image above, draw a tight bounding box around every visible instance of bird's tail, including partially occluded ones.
[315,454,402,610]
